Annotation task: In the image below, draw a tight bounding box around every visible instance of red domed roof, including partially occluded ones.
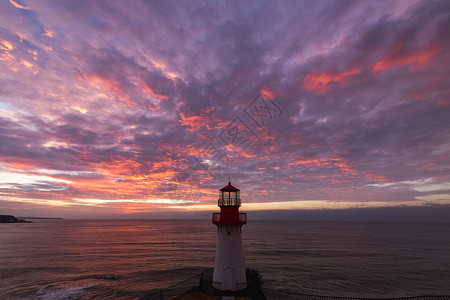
[220,181,240,191]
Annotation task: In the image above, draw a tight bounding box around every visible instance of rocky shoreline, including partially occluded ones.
[0,215,32,223]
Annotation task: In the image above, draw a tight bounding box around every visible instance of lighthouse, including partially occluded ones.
[212,181,247,291]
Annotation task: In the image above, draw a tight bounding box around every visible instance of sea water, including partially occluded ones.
[1,219,449,299]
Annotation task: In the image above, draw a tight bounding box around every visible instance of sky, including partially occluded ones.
[0,0,449,220]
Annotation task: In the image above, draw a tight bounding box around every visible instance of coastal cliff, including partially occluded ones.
[0,215,32,223]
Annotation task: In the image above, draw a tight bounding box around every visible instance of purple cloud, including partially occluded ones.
[0,0,449,218]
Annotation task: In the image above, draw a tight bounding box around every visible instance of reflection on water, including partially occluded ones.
[244,221,450,297]
[1,220,450,298]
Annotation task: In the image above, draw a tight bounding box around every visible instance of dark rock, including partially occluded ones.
[0,215,32,223]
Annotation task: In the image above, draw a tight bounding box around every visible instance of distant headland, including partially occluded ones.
[18,216,63,220]
[0,215,32,223]
[0,215,63,223]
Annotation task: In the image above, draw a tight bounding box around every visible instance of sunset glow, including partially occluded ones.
[1,0,449,219]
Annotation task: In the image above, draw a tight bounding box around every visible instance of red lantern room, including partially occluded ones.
[212,181,247,225]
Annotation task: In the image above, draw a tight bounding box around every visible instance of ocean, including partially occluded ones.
[0,219,449,299]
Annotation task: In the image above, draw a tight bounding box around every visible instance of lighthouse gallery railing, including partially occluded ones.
[218,198,241,207]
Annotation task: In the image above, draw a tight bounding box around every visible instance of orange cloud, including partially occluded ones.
[167,72,177,79]
[261,85,277,100]
[290,157,332,168]
[179,112,215,132]
[62,156,179,200]
[140,80,169,105]
[1,157,45,171]
[0,39,15,63]
[72,106,88,114]
[44,29,54,38]
[140,79,169,100]
[77,71,137,107]
[303,67,359,93]
[0,38,13,51]
[16,32,25,42]
[152,61,166,70]
[9,0,30,10]
[160,143,202,158]
[364,173,389,183]
[437,99,450,106]
[373,44,440,73]
[289,156,358,175]
[20,60,34,68]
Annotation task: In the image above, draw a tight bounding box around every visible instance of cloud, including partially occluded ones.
[8,0,30,10]
[303,68,360,94]
[0,0,449,218]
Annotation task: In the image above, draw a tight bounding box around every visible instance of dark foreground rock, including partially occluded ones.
[0,215,32,223]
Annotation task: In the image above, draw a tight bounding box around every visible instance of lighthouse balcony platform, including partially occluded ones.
[212,212,247,225]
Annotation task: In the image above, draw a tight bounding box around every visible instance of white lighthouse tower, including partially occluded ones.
[212,181,247,291]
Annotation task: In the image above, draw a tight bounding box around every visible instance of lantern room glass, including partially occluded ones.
[219,190,240,206]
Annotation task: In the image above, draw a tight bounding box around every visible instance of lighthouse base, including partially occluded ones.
[212,279,247,292]
[200,268,265,299]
